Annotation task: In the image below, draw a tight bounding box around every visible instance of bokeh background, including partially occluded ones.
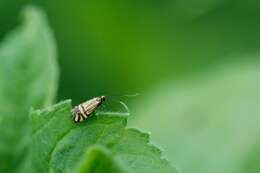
[1,1,260,173]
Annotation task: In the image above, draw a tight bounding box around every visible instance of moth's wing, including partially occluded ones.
[82,98,100,115]
[74,113,84,123]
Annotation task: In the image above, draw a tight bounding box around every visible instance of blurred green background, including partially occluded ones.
[1,1,260,173]
[2,0,260,103]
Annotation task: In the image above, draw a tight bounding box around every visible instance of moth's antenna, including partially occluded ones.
[96,96,131,116]
[121,93,140,97]
[101,93,140,99]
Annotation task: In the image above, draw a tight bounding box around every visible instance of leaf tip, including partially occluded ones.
[126,128,179,173]
[21,5,46,22]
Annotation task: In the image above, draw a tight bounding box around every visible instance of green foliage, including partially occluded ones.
[21,100,176,173]
[0,6,176,173]
[0,6,58,173]
[131,60,260,173]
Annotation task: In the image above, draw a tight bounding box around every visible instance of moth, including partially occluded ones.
[72,96,106,123]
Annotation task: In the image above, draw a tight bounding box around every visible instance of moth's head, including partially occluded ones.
[100,95,106,102]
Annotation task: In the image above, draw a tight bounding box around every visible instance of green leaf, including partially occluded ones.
[21,100,177,173]
[73,146,128,173]
[130,60,260,173]
[0,6,58,172]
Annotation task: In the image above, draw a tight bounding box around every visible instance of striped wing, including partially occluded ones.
[82,98,101,115]
[74,98,101,123]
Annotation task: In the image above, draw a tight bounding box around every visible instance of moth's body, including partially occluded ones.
[72,96,106,123]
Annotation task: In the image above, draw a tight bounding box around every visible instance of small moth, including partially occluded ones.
[72,96,106,123]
